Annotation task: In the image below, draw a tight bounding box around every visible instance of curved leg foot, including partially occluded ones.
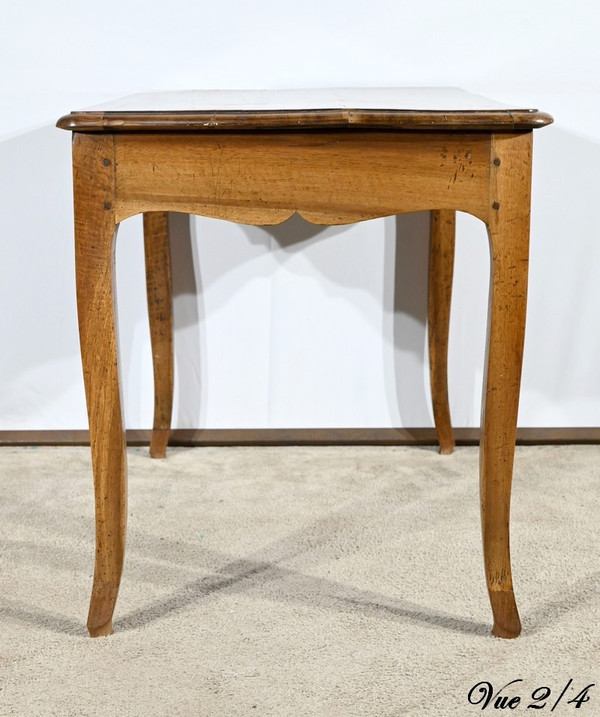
[480,132,532,639]
[88,606,115,637]
[73,134,127,637]
[489,590,521,639]
[428,210,456,455]
[143,212,174,459]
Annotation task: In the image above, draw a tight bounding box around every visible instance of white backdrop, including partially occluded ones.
[1,0,599,430]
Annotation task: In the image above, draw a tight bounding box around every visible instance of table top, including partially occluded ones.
[56,88,553,132]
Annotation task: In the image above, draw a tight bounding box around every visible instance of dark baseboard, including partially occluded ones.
[0,427,599,447]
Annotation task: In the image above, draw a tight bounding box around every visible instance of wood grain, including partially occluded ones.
[143,212,174,459]
[113,132,492,225]
[428,210,456,454]
[73,133,126,637]
[480,132,533,639]
[56,108,553,133]
[61,91,550,638]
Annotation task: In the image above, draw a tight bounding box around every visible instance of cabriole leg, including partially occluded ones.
[143,211,174,459]
[428,209,456,455]
[74,134,127,637]
[480,132,532,638]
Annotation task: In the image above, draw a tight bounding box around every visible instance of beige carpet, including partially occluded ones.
[1,444,599,716]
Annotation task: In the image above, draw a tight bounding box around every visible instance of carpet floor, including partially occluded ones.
[1,444,599,716]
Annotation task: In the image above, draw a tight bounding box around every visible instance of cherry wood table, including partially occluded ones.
[57,88,552,639]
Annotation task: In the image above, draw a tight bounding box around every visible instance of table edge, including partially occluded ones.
[56,108,554,132]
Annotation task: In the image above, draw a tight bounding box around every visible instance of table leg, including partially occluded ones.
[73,134,127,637]
[480,132,532,638]
[428,210,456,454]
[143,212,174,459]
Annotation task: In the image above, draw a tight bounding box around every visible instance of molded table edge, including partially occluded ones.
[56,109,554,132]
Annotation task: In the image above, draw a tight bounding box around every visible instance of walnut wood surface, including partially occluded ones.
[480,132,533,639]
[112,132,491,224]
[143,212,174,459]
[73,133,126,637]
[56,108,553,132]
[56,89,553,133]
[428,210,456,455]
[64,96,550,639]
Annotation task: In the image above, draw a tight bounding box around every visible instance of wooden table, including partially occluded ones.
[57,88,552,639]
